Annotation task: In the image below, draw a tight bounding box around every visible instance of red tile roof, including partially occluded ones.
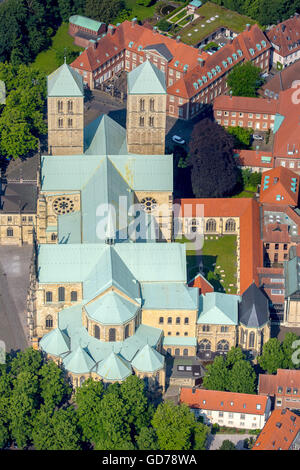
[263,223,291,243]
[266,15,300,58]
[188,273,214,295]
[259,167,299,206]
[180,387,269,415]
[235,149,273,169]
[214,95,278,114]
[259,61,300,97]
[258,369,300,396]
[177,198,263,294]
[252,408,300,450]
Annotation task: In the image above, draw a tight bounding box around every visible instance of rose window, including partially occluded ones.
[140,197,157,212]
[52,196,75,215]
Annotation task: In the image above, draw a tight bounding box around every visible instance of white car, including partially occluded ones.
[172,135,185,144]
[253,134,264,141]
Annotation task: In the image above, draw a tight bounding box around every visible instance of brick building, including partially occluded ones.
[70,20,271,120]
[253,409,300,450]
[265,13,300,69]
[258,369,300,410]
[69,15,106,48]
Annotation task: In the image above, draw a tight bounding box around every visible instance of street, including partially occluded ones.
[0,245,32,353]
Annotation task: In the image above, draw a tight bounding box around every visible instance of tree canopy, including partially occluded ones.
[258,333,300,374]
[85,0,125,24]
[227,62,264,97]
[189,118,239,198]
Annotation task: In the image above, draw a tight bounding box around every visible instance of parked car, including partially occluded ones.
[172,135,185,144]
[253,134,264,141]
[261,72,269,79]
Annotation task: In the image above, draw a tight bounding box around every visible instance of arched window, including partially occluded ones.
[7,228,13,237]
[57,100,63,112]
[46,315,53,329]
[167,317,172,324]
[225,218,236,232]
[175,348,180,356]
[176,331,180,336]
[149,116,154,127]
[67,118,73,128]
[125,324,129,339]
[176,317,180,324]
[139,99,145,112]
[58,287,65,302]
[249,331,255,348]
[46,291,52,303]
[94,324,100,339]
[199,339,211,350]
[217,340,229,351]
[184,317,189,325]
[183,348,188,356]
[150,98,155,112]
[71,291,77,302]
[159,317,164,324]
[206,219,216,232]
[139,116,144,127]
[240,329,244,344]
[58,118,63,128]
[109,328,116,342]
[67,100,73,112]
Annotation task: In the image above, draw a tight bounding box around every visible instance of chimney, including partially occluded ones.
[245,23,251,31]
[198,57,205,67]
[107,25,115,36]
[132,17,137,28]
[229,90,232,99]
[176,35,181,43]
[153,26,158,33]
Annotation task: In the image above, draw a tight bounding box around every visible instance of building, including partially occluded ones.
[70,20,271,120]
[259,167,299,206]
[180,388,271,429]
[69,15,106,48]
[252,408,300,450]
[214,95,277,131]
[258,369,300,410]
[257,266,285,322]
[265,14,300,69]
[259,60,300,100]
[283,256,300,326]
[177,198,263,295]
[188,273,214,295]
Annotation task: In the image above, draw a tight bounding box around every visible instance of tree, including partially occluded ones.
[282,332,300,370]
[75,378,104,443]
[120,375,153,435]
[227,360,256,394]
[193,422,210,450]
[219,439,236,450]
[152,401,197,450]
[226,346,246,367]
[202,356,228,391]
[258,338,285,374]
[85,0,125,24]
[136,426,159,450]
[39,360,72,409]
[226,126,253,149]
[9,348,43,379]
[227,62,264,97]
[189,119,239,198]
[32,406,82,450]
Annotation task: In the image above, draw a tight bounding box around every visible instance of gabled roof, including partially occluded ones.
[258,369,300,396]
[131,344,165,372]
[84,114,127,155]
[239,282,269,328]
[127,60,166,95]
[214,95,278,115]
[197,292,240,325]
[39,327,70,357]
[84,290,139,325]
[188,273,214,295]
[97,352,132,380]
[47,62,84,97]
[265,14,300,58]
[259,167,299,206]
[63,345,96,374]
[69,15,104,32]
[143,43,173,62]
[253,409,300,450]
[141,282,199,310]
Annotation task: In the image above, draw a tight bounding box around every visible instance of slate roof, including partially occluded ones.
[0,183,37,213]
[127,60,166,95]
[47,63,84,97]
[238,282,270,328]
[143,43,173,62]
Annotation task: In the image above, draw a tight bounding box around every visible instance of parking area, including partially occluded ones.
[206,432,252,450]
[0,245,32,353]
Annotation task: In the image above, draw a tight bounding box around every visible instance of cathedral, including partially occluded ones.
[28,60,270,391]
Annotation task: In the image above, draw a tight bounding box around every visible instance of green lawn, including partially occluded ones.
[114,0,158,22]
[176,234,238,294]
[179,1,256,45]
[32,23,83,75]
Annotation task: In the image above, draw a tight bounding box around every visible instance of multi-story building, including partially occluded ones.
[70,19,271,120]
[214,95,277,131]
[253,409,300,450]
[258,369,300,410]
[69,15,106,48]
[265,13,300,69]
[180,388,271,429]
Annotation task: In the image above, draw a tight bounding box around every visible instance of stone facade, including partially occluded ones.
[0,213,37,245]
[47,96,84,155]
[126,94,167,155]
[134,190,173,242]
[238,324,271,357]
[142,309,197,337]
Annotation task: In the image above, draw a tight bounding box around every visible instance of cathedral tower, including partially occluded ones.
[47,62,84,155]
[126,61,167,155]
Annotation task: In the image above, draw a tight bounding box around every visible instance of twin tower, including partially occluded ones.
[47,60,167,156]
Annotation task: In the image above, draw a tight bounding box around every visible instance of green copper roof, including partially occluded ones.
[47,63,84,97]
[84,114,127,155]
[63,345,96,373]
[85,291,139,325]
[97,352,132,380]
[273,113,285,134]
[285,256,300,297]
[69,15,104,32]
[197,292,240,325]
[39,327,70,357]
[142,283,198,310]
[163,336,197,346]
[127,60,166,95]
[58,211,82,244]
[132,344,164,372]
